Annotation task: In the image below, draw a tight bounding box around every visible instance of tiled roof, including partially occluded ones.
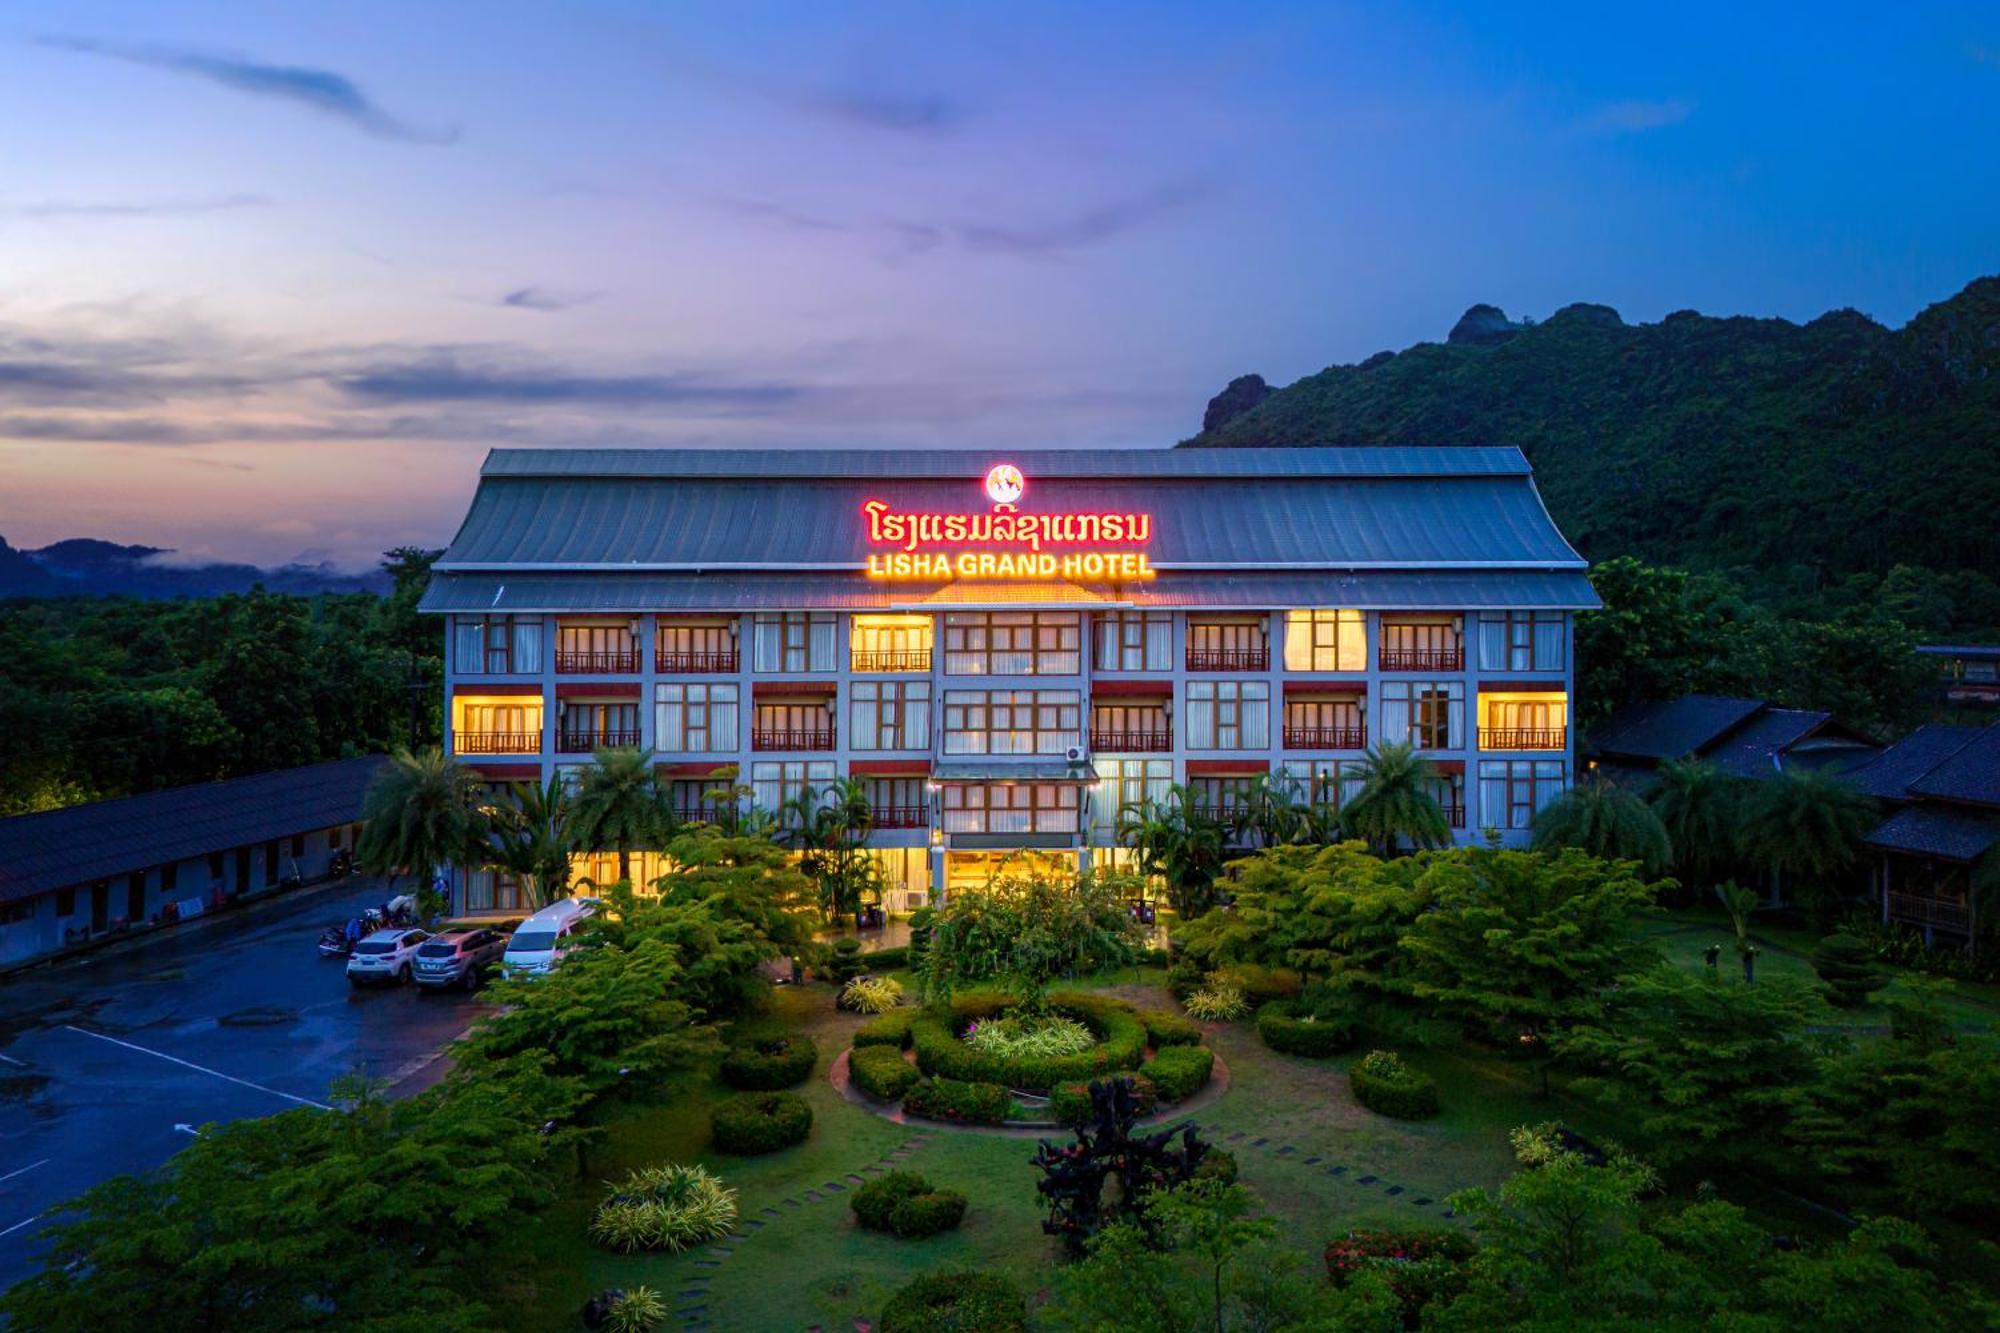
[1864,805,2000,862]
[1907,726,2000,808]
[1841,725,1984,801]
[0,758,385,904]
[1587,695,1766,762]
[1703,708,1835,779]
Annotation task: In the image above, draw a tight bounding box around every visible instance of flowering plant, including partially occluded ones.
[1324,1227,1473,1326]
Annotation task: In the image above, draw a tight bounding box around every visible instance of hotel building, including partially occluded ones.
[421,447,1597,913]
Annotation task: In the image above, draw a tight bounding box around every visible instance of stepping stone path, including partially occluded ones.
[1218,1133,1471,1220]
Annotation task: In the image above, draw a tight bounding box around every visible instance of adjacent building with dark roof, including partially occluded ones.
[1586,694,1878,786]
[1849,724,1999,951]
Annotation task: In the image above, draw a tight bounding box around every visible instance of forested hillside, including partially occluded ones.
[1187,277,2000,624]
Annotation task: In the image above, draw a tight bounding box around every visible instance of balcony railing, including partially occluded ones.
[456,730,542,754]
[656,649,739,674]
[1283,724,1367,750]
[1887,892,1971,934]
[1480,726,1568,750]
[1441,802,1466,829]
[752,727,837,751]
[851,648,932,673]
[1090,726,1172,753]
[555,649,640,674]
[1380,647,1464,672]
[671,803,723,824]
[1186,646,1269,672]
[556,729,641,753]
[872,804,929,829]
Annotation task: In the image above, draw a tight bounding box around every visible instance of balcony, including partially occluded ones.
[1480,726,1568,750]
[556,729,641,754]
[456,731,542,754]
[1887,892,1971,934]
[1186,647,1268,672]
[1283,724,1367,750]
[851,649,932,673]
[555,649,640,674]
[1380,647,1463,672]
[752,727,836,752]
[1090,726,1172,753]
[1441,802,1466,829]
[656,649,739,674]
[872,804,929,830]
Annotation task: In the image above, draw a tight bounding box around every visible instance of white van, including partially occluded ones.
[500,896,600,976]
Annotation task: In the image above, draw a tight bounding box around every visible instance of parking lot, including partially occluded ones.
[0,878,489,1291]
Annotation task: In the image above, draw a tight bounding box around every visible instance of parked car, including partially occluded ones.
[345,928,430,987]
[412,927,510,991]
[500,897,600,977]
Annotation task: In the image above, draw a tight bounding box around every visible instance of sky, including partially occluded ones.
[0,0,1995,568]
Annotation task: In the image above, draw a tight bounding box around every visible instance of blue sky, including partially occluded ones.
[0,1,1994,565]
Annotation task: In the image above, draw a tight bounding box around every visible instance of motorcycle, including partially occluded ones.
[327,848,355,881]
[317,925,355,959]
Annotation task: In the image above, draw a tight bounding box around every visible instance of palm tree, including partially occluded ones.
[569,745,673,884]
[1648,758,1740,897]
[355,746,486,907]
[1737,768,1876,920]
[1117,785,1227,919]
[489,775,576,907]
[1531,778,1672,876]
[1236,773,1320,847]
[783,776,877,922]
[1340,741,1450,856]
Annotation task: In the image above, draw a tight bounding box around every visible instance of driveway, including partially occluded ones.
[0,877,491,1292]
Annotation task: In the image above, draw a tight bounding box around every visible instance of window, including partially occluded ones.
[941,690,1081,755]
[666,777,728,822]
[943,612,1080,676]
[1479,694,1569,750]
[0,900,32,925]
[1189,775,1260,817]
[208,852,224,880]
[752,613,837,674]
[290,835,304,858]
[850,680,932,751]
[654,683,739,752]
[850,615,933,672]
[560,701,641,750]
[1187,619,1268,671]
[751,761,835,816]
[1283,609,1365,672]
[453,615,543,675]
[161,863,177,894]
[656,619,737,673]
[1380,681,1465,749]
[1281,696,1364,748]
[1380,617,1463,671]
[1476,612,1566,672]
[456,701,542,752]
[1478,760,1567,830]
[1093,612,1173,672]
[1185,680,1269,750]
[464,868,529,914]
[555,622,639,673]
[940,783,1079,834]
[1089,702,1171,750]
[1279,759,1368,810]
[752,699,836,749]
[1428,774,1466,827]
[1095,757,1172,827]
[867,778,928,828]
[57,889,76,916]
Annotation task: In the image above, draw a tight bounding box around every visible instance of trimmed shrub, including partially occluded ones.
[946,987,1014,1022]
[588,1164,737,1253]
[850,1045,920,1102]
[840,974,907,1014]
[1139,945,1172,967]
[868,945,911,971]
[1194,1146,1238,1185]
[1140,1008,1202,1048]
[719,1034,817,1090]
[1813,932,1889,1008]
[880,1271,1027,1333]
[1165,959,1207,1001]
[710,1091,813,1154]
[903,1077,1011,1125]
[1183,984,1249,1022]
[891,1189,967,1238]
[910,993,1145,1091]
[1213,963,1303,1004]
[1050,1074,1158,1127]
[1349,1050,1439,1120]
[853,1008,919,1050]
[1256,1000,1357,1058]
[852,1169,930,1231]
[1143,1045,1215,1102]
[826,936,866,987]
[1325,1228,1475,1325]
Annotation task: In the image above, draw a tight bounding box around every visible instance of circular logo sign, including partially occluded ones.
[984,463,1025,505]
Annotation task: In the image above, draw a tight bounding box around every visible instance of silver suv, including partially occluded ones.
[412,927,510,991]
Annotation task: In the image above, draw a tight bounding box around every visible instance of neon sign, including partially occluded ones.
[862,464,1156,581]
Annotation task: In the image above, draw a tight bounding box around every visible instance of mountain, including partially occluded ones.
[0,534,390,600]
[1183,277,2000,597]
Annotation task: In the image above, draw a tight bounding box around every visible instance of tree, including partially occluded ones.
[922,863,1141,1010]
[1714,880,1762,982]
[1173,841,1421,989]
[204,589,321,772]
[488,775,576,908]
[1811,932,1888,1007]
[620,829,820,1011]
[1531,778,1672,877]
[1339,741,1449,855]
[1118,785,1228,919]
[782,776,881,923]
[1647,758,1740,898]
[1738,768,1876,919]
[570,745,672,883]
[1572,558,1762,723]
[355,746,486,902]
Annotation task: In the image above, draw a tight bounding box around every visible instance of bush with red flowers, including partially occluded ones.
[1324,1227,1474,1328]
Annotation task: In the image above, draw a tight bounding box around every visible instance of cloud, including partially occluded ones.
[793,87,965,133]
[36,35,454,143]
[498,286,600,313]
[1576,98,1694,136]
[6,193,271,219]
[333,354,803,413]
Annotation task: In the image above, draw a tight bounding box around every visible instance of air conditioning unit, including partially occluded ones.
[1064,744,1090,764]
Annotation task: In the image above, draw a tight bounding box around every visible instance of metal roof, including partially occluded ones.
[1907,725,2000,808]
[1588,696,1766,762]
[1864,805,2000,862]
[0,757,385,905]
[1842,725,1984,801]
[419,569,1600,615]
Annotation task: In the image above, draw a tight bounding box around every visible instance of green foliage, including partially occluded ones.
[1116,784,1229,919]
[964,1014,1094,1059]
[1141,1045,1215,1102]
[1176,840,1422,987]
[1181,984,1249,1022]
[570,746,676,884]
[879,1270,1027,1333]
[827,935,867,986]
[783,776,886,920]
[852,1008,918,1049]
[1531,778,1673,878]
[709,1091,812,1155]
[1811,932,1889,1007]
[718,1033,817,1090]
[356,745,487,888]
[838,973,906,1014]
[588,1164,738,1253]
[1209,962,1303,1004]
[487,773,576,908]
[604,1286,667,1333]
[921,863,1141,1010]
[910,994,1145,1090]
[848,1045,920,1101]
[852,1169,932,1231]
[901,1076,1012,1125]
[1349,1049,1440,1119]
[1255,999,1357,1057]
[1050,1075,1158,1127]
[1138,1008,1202,1047]
[1324,1228,1475,1326]
[1647,757,1741,895]
[1340,741,1452,854]
[851,1171,968,1239]
[1737,769,1878,917]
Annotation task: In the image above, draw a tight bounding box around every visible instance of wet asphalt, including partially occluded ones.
[0,877,489,1292]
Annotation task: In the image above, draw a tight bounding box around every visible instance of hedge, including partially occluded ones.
[1143,1045,1215,1102]
[880,1271,1027,1333]
[1255,1001,1356,1059]
[853,1009,918,1050]
[1349,1050,1439,1120]
[902,1077,1012,1126]
[719,1034,818,1090]
[1049,1074,1157,1127]
[1140,1009,1203,1048]
[851,1170,966,1238]
[1212,963,1303,1004]
[911,993,1145,1091]
[710,1091,813,1154]
[850,1045,920,1102]
[866,945,911,971]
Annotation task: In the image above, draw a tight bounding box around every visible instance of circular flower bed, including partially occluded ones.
[909,991,1145,1092]
[880,1271,1027,1333]
[588,1164,737,1253]
[711,1091,813,1154]
[1255,1000,1357,1058]
[1349,1050,1440,1119]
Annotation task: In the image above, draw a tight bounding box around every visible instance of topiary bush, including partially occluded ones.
[1256,1000,1357,1058]
[1142,1045,1215,1102]
[1050,1074,1158,1127]
[850,1045,920,1101]
[1812,932,1889,1008]
[826,936,866,987]
[1349,1050,1439,1120]
[587,1164,737,1253]
[852,1170,930,1231]
[719,1033,818,1090]
[868,945,911,971]
[710,1091,813,1154]
[853,1008,919,1049]
[1140,1008,1202,1047]
[1213,963,1303,1004]
[880,1271,1027,1333]
[910,992,1145,1091]
[852,1171,968,1238]
[902,1076,1012,1125]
